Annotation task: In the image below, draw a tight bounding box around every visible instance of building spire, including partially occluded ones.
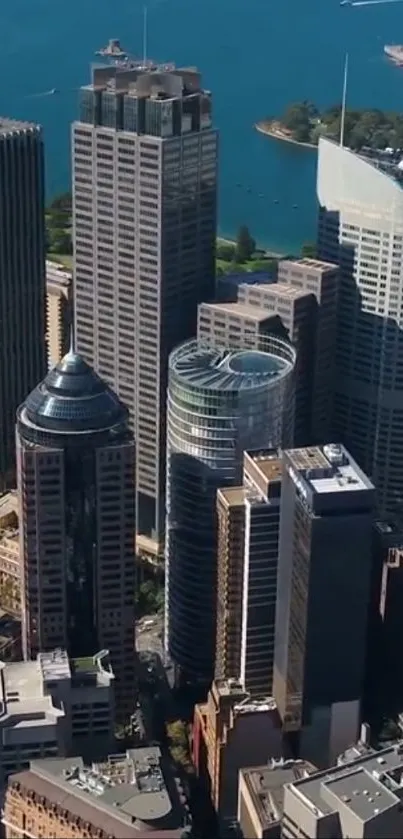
[142,5,148,67]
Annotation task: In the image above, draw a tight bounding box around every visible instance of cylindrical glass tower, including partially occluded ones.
[165,337,296,687]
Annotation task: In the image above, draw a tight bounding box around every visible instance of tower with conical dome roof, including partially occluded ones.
[16,352,136,713]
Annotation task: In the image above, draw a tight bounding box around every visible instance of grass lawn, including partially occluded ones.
[47,253,73,271]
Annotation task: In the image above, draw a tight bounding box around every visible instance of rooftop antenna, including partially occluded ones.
[340,51,349,147]
[142,5,148,67]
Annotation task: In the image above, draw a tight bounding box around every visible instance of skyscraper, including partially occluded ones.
[16,351,136,711]
[317,137,403,518]
[273,444,375,767]
[0,120,46,487]
[73,61,217,556]
[165,338,295,688]
[215,449,282,697]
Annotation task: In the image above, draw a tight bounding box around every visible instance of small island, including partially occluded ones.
[256,101,403,152]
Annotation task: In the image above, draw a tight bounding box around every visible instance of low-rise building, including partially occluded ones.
[282,741,403,838]
[0,649,115,782]
[3,747,191,838]
[238,759,316,839]
[192,679,283,827]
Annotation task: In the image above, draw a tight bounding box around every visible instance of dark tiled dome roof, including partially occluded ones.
[23,351,128,432]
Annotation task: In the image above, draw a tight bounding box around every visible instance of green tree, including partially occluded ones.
[48,191,72,213]
[235,225,255,263]
[216,243,235,261]
[301,242,317,259]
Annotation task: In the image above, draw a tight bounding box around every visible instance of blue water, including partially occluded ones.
[0,0,402,252]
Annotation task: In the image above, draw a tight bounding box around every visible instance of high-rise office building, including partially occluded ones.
[0,120,46,487]
[273,444,375,767]
[73,62,217,556]
[215,449,282,697]
[16,351,136,711]
[239,257,338,445]
[165,338,295,687]
[317,137,403,517]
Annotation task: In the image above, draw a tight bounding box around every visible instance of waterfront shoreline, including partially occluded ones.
[254,120,317,150]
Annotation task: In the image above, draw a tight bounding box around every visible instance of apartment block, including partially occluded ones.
[215,449,282,697]
[73,62,217,554]
[273,444,376,768]
[282,741,403,838]
[0,120,46,487]
[0,649,114,785]
[238,759,316,839]
[192,679,282,827]
[46,260,72,368]
[3,747,190,839]
[197,301,283,349]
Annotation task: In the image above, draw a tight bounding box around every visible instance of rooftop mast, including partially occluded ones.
[340,51,349,148]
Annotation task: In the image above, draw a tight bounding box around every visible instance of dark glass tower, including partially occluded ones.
[16,351,136,712]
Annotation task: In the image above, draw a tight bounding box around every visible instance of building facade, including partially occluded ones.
[317,137,403,518]
[46,260,72,369]
[0,120,46,487]
[16,351,136,711]
[215,449,282,697]
[273,444,375,767]
[192,679,282,828]
[73,62,217,555]
[165,338,295,687]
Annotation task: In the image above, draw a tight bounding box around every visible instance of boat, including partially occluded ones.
[96,38,127,59]
[384,44,403,66]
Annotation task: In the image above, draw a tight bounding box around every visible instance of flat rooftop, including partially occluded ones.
[0,492,18,525]
[0,118,39,134]
[217,486,246,507]
[282,257,338,272]
[247,282,313,301]
[11,748,186,837]
[288,742,403,823]
[200,301,274,322]
[241,759,316,828]
[286,444,374,496]
[246,449,282,482]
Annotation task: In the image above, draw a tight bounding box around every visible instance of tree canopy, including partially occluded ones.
[279,102,403,151]
[235,225,256,263]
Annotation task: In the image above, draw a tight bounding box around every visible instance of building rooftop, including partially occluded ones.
[46,259,72,289]
[10,747,188,837]
[86,62,204,101]
[0,118,40,135]
[0,492,18,528]
[287,741,403,823]
[169,339,295,393]
[200,301,276,322]
[245,449,283,482]
[20,351,128,435]
[285,444,374,497]
[217,486,246,508]
[241,759,316,829]
[248,282,314,301]
[282,257,338,272]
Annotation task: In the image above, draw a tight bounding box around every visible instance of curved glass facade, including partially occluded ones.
[165,338,296,685]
